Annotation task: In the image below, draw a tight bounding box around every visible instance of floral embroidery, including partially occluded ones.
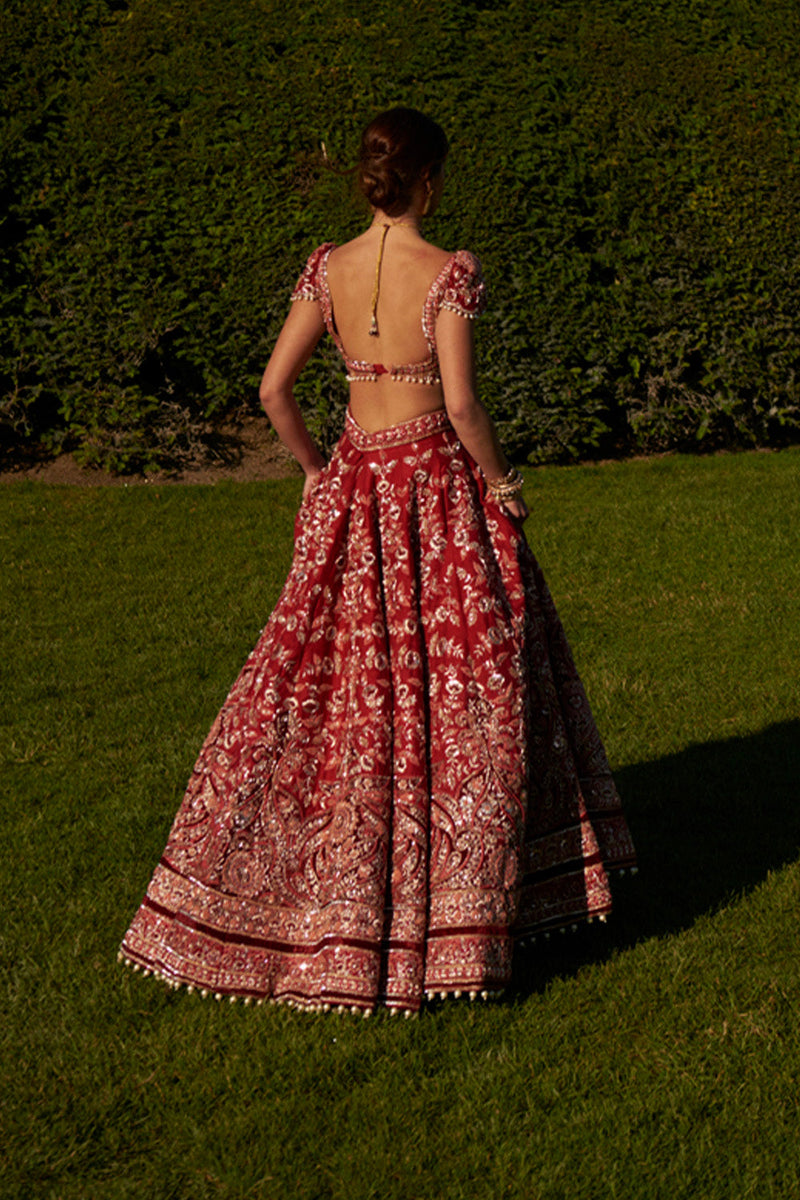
[289,244,487,386]
[121,407,636,1013]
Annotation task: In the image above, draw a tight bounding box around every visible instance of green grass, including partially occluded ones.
[2,448,799,1199]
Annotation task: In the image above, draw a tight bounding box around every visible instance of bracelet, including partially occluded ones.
[485,465,524,502]
[485,464,519,487]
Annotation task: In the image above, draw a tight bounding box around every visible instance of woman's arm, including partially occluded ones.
[436,310,528,521]
[259,301,328,495]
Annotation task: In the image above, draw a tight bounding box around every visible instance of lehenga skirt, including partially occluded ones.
[120,407,636,1014]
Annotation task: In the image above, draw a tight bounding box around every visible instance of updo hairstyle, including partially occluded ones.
[358,107,449,216]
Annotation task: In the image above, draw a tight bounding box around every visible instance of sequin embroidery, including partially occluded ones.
[120,407,636,1013]
[289,243,487,385]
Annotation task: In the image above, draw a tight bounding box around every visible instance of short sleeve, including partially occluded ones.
[290,243,335,303]
[439,250,487,319]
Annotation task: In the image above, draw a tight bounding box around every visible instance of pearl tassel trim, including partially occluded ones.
[117,952,414,1016]
[117,951,507,1017]
[118,893,633,1014]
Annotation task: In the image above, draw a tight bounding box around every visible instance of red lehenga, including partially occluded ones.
[120,247,636,1015]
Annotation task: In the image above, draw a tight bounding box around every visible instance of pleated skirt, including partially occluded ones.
[120,407,636,1014]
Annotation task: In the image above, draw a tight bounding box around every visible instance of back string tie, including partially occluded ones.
[369,224,390,336]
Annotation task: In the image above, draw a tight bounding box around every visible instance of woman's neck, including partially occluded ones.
[369,211,423,234]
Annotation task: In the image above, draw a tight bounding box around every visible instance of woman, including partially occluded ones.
[120,108,636,1016]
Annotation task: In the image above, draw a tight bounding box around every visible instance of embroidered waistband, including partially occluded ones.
[345,407,452,451]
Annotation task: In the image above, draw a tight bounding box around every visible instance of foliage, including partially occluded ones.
[3,0,800,469]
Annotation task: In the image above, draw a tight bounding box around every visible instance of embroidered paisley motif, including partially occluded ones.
[121,408,636,1012]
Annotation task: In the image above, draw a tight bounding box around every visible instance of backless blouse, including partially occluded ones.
[290,243,487,385]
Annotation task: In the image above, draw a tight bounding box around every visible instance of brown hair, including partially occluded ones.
[358,107,449,216]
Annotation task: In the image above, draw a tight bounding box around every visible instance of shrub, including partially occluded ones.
[2,0,800,468]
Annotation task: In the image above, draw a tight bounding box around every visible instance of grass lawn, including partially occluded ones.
[2,447,799,1199]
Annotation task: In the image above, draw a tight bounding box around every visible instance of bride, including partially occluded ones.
[120,107,636,1015]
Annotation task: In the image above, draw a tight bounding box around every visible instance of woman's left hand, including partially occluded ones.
[502,496,529,522]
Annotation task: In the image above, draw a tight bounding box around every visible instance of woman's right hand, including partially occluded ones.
[302,467,325,501]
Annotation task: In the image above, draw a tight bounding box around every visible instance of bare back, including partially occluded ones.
[326,229,452,433]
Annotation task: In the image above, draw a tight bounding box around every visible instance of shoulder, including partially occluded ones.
[290,242,337,302]
[436,249,487,319]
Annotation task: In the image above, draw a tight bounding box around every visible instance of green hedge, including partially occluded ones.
[3,0,800,469]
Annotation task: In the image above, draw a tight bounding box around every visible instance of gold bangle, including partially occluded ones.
[486,467,523,501]
[485,465,518,488]
[489,487,524,503]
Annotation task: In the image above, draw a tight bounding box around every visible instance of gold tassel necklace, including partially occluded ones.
[368,224,390,337]
[368,219,420,337]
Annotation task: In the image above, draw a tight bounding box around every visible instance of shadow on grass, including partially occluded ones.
[513,719,800,995]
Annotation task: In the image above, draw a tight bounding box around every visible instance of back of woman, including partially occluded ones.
[119,107,636,1018]
[326,231,452,432]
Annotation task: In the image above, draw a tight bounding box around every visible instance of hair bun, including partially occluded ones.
[361,165,405,212]
[358,108,448,216]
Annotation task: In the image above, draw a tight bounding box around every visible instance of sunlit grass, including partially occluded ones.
[2,448,799,1199]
